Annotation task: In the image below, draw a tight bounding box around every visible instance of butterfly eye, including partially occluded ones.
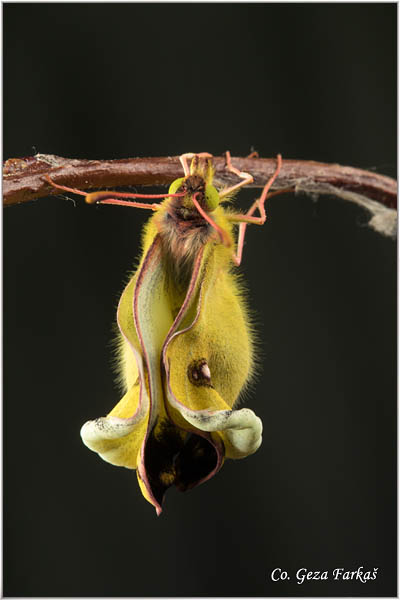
[168,177,186,195]
[204,184,220,212]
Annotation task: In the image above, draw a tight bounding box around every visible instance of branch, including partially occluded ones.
[3,153,397,237]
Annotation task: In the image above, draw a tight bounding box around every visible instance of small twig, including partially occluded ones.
[3,153,397,237]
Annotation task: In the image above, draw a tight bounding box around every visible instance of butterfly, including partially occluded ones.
[46,151,282,514]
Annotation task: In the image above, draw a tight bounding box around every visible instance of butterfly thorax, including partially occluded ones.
[153,175,216,300]
[158,176,214,265]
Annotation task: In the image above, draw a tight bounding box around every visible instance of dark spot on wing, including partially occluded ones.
[187,358,213,387]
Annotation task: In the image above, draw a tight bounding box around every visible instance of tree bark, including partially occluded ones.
[3,153,397,237]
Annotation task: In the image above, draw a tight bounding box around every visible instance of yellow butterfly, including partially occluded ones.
[47,151,282,514]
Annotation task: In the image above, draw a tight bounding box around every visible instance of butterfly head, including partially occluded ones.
[168,155,220,213]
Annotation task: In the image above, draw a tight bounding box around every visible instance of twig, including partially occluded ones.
[3,153,397,237]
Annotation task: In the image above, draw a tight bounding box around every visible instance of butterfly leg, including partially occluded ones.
[229,154,283,266]
[191,193,231,247]
[179,152,213,177]
[219,151,254,200]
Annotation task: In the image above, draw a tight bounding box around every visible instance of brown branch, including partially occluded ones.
[3,153,397,237]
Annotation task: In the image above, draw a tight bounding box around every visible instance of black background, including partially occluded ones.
[3,3,396,597]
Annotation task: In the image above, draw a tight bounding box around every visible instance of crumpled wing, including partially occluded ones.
[80,265,150,469]
[81,228,262,514]
[163,242,262,491]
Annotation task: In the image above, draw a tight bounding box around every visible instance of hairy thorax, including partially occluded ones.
[157,203,212,294]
